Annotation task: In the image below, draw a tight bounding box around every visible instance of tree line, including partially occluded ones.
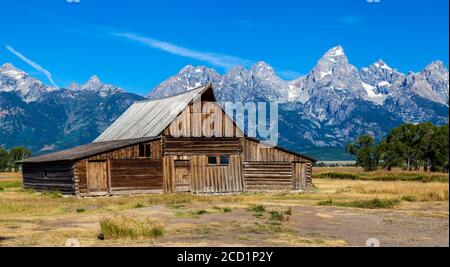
[347,123,449,172]
[0,147,32,172]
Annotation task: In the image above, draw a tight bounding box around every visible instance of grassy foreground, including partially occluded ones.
[314,167,449,183]
[0,169,448,247]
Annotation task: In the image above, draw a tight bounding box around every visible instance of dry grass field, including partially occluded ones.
[0,169,448,247]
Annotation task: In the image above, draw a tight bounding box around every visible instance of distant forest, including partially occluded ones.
[0,147,31,172]
[347,123,449,172]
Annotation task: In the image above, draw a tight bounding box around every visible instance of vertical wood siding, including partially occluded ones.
[164,102,244,138]
[292,162,308,191]
[162,154,243,194]
[74,139,162,195]
[190,155,243,194]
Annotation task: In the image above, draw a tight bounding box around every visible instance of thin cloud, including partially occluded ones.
[5,45,59,88]
[112,32,253,69]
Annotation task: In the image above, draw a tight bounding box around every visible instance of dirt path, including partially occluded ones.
[2,202,447,247]
[287,205,449,247]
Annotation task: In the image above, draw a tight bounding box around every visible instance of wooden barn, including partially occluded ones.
[18,85,316,196]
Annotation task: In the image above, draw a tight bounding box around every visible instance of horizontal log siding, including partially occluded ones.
[22,162,76,194]
[243,162,293,191]
[74,139,162,194]
[243,138,303,162]
[242,138,314,191]
[164,137,242,155]
[109,160,163,191]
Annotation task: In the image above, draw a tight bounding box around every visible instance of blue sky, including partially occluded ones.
[1,0,448,95]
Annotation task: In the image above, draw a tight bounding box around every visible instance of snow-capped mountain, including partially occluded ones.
[0,66,143,152]
[0,63,56,103]
[68,75,124,97]
[1,45,448,159]
[149,46,449,153]
[360,59,405,96]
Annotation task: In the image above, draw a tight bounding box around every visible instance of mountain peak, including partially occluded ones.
[425,60,447,71]
[323,45,346,59]
[251,61,275,76]
[68,82,79,90]
[87,75,101,85]
[253,61,272,68]
[179,65,195,72]
[1,63,16,70]
[373,59,393,71]
[0,63,26,77]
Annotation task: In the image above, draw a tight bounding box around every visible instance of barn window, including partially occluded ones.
[139,144,151,158]
[219,156,230,165]
[208,155,230,166]
[208,156,217,165]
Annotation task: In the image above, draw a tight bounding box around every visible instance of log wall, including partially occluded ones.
[164,137,242,155]
[243,162,293,191]
[242,138,314,191]
[22,162,76,194]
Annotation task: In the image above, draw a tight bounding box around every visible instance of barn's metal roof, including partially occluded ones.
[94,85,211,142]
[17,137,160,163]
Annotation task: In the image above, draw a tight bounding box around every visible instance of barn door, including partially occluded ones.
[292,162,307,191]
[174,160,191,192]
[87,161,109,193]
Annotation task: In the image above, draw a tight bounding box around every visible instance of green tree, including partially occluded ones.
[8,147,32,172]
[0,147,9,172]
[346,135,379,172]
[376,140,404,171]
[428,125,449,172]
[415,123,438,171]
[385,124,422,171]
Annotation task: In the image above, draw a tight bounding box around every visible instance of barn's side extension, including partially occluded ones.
[19,85,315,196]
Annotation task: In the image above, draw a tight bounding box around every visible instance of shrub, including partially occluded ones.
[99,216,165,240]
[248,205,265,213]
[314,172,359,180]
[133,203,145,209]
[0,181,22,189]
[213,206,232,213]
[222,207,232,213]
[76,208,86,213]
[318,198,401,209]
[401,196,417,202]
[196,209,208,215]
[285,208,292,216]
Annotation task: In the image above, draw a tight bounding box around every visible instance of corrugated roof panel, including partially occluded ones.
[18,137,160,163]
[94,85,209,142]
